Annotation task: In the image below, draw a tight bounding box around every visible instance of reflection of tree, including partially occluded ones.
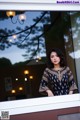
[0,58,12,67]
[0,11,50,60]
[63,12,80,55]
[0,11,80,60]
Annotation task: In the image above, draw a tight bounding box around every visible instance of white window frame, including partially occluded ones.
[0,0,80,116]
[0,0,80,11]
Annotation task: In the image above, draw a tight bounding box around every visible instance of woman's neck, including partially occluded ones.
[54,64,61,70]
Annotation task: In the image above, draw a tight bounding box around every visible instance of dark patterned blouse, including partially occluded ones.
[39,66,77,96]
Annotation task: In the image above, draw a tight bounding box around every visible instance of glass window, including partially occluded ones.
[0,10,79,101]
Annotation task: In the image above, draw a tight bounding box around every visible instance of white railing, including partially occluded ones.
[0,94,80,116]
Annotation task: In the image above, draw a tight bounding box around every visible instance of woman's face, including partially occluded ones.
[50,51,60,66]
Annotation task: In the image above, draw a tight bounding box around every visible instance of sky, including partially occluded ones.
[0,46,26,64]
[0,11,46,64]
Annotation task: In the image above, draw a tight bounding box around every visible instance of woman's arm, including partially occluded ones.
[46,89,54,96]
[67,67,78,94]
[39,68,54,96]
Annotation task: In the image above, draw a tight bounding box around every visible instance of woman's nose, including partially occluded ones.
[54,56,56,59]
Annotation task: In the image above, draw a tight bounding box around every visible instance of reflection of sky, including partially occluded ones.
[0,11,41,31]
[0,11,46,64]
[0,46,26,64]
[69,50,80,59]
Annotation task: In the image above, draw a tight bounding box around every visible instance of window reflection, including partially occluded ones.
[0,11,79,101]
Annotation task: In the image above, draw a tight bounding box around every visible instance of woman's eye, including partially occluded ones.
[51,56,54,58]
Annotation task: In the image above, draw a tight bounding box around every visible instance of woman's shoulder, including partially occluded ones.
[43,67,53,74]
[65,66,70,70]
[44,67,51,71]
[63,66,71,72]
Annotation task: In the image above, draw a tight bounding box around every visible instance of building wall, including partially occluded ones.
[11,107,80,120]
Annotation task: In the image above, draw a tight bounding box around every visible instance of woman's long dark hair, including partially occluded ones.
[47,48,66,68]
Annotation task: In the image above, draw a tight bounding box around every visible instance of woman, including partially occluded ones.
[39,48,78,96]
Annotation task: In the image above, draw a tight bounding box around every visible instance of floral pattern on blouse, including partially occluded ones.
[39,66,77,96]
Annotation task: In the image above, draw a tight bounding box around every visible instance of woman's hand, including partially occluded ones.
[46,89,54,97]
[69,91,73,94]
